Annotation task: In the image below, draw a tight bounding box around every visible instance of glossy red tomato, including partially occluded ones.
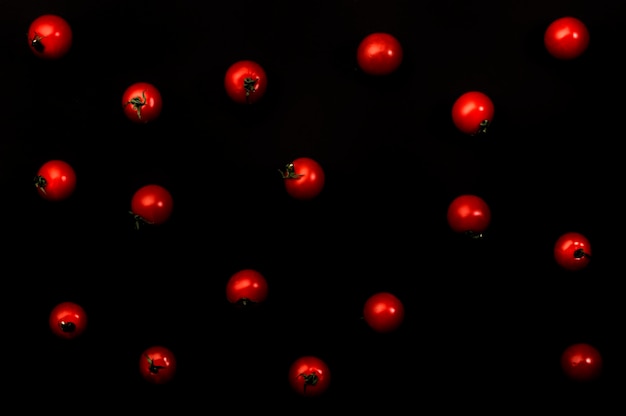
[139,345,177,384]
[544,16,590,60]
[561,343,602,382]
[34,159,77,201]
[121,82,163,124]
[356,32,404,76]
[129,184,174,229]
[554,231,592,271]
[447,194,491,237]
[226,268,269,307]
[49,301,87,340]
[363,292,405,333]
[27,14,73,59]
[451,91,495,136]
[224,60,268,104]
[288,355,331,397]
[279,157,325,200]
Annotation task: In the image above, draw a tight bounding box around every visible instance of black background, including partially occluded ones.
[2,0,624,412]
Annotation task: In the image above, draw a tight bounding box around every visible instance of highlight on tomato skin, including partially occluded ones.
[362,291,405,333]
[553,231,592,272]
[446,194,491,238]
[129,184,174,230]
[27,14,73,60]
[451,91,495,136]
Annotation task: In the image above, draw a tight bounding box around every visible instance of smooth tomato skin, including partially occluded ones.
[121,82,163,124]
[224,60,268,104]
[280,157,325,200]
[226,269,269,306]
[451,91,495,136]
[139,345,177,384]
[554,231,592,271]
[34,159,77,201]
[49,301,87,340]
[27,14,73,59]
[447,194,491,234]
[356,32,404,76]
[288,356,331,397]
[561,343,602,382]
[363,292,405,333]
[544,16,590,60]
[130,184,174,226]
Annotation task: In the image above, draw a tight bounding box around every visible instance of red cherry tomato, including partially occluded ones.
[447,194,491,237]
[288,355,331,397]
[451,91,495,136]
[121,82,163,124]
[34,159,77,201]
[554,231,592,271]
[561,343,602,382]
[544,16,590,60]
[224,60,268,105]
[363,292,405,333]
[356,32,404,76]
[27,14,73,59]
[279,157,325,200]
[49,301,87,340]
[129,184,174,229]
[139,345,177,384]
[226,268,269,307]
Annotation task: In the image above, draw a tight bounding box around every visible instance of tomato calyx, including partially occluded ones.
[58,320,76,333]
[129,211,155,230]
[278,163,304,179]
[464,230,485,239]
[235,298,256,307]
[124,90,148,120]
[243,77,259,100]
[34,175,48,194]
[474,120,490,136]
[574,248,591,259]
[30,33,45,53]
[298,372,319,394]
[145,355,165,374]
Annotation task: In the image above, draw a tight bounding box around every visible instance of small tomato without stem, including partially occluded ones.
[356,32,404,76]
[121,82,163,124]
[447,194,491,238]
[129,184,174,230]
[279,157,325,200]
[34,159,77,201]
[27,14,73,59]
[288,355,331,397]
[226,268,269,307]
[561,343,602,382]
[554,231,592,271]
[139,345,177,384]
[363,292,405,333]
[451,91,495,136]
[49,301,88,340]
[544,16,590,60]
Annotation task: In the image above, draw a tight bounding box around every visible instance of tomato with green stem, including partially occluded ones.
[34,159,77,201]
[288,355,331,397]
[139,345,177,384]
[129,184,174,229]
[27,14,73,59]
[451,91,494,136]
[554,231,592,271]
[224,60,268,105]
[49,301,87,340]
[279,157,325,200]
[447,194,491,238]
[226,268,268,307]
[122,82,163,124]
